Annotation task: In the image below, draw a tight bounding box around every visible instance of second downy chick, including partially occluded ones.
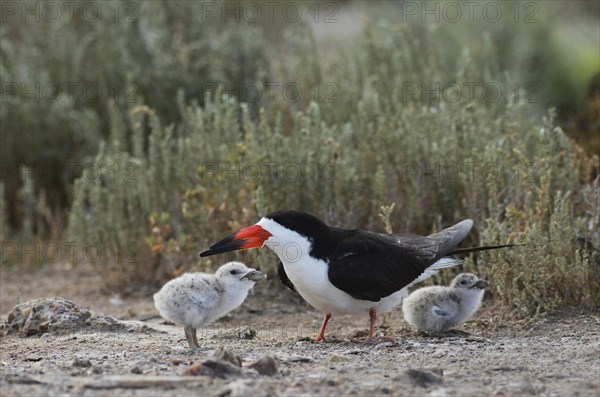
[402,273,488,334]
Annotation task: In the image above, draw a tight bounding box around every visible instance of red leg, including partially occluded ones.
[368,309,377,340]
[316,313,332,342]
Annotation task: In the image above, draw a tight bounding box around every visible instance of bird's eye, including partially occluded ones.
[460,280,467,285]
[230,270,238,275]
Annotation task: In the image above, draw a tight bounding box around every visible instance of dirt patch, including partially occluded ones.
[1,263,599,396]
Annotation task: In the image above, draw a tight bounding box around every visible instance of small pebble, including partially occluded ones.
[327,353,347,363]
[248,355,279,376]
[72,358,91,368]
[185,349,242,378]
[171,358,185,366]
[238,326,257,340]
[41,333,55,342]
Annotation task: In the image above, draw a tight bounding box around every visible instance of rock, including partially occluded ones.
[350,329,369,339]
[248,355,279,376]
[327,353,347,363]
[403,368,443,388]
[1,297,130,337]
[72,358,92,368]
[237,326,257,340]
[185,360,241,378]
[185,349,242,379]
[212,348,242,367]
[130,366,143,374]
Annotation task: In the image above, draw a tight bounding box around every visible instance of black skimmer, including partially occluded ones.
[200,210,513,341]
[153,262,265,349]
[402,273,488,334]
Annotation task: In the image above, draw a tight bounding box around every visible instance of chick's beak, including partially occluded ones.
[471,279,489,289]
[199,225,272,257]
[241,270,266,282]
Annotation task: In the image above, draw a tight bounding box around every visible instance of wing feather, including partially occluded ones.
[277,261,297,292]
[431,298,460,318]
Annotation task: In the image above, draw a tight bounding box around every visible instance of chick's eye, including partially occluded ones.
[230,270,238,275]
[460,280,467,285]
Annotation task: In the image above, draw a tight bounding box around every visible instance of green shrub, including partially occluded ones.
[480,189,600,317]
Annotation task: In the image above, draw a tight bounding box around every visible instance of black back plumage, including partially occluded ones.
[327,220,472,301]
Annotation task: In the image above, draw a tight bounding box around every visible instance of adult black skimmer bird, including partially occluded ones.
[200,210,513,341]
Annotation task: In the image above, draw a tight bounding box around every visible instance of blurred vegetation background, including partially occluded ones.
[1,0,599,317]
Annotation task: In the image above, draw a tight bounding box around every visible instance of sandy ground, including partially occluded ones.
[1,263,599,397]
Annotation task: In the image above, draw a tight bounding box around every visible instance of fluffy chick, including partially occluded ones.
[402,273,488,334]
[153,261,265,349]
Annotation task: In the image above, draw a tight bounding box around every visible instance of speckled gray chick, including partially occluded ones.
[153,262,265,349]
[402,273,488,334]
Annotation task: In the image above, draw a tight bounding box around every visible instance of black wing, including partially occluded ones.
[277,261,297,292]
[327,220,473,302]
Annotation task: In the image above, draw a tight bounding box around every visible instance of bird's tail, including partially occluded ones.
[407,257,463,288]
[406,244,536,291]
[429,257,464,269]
[449,243,537,255]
